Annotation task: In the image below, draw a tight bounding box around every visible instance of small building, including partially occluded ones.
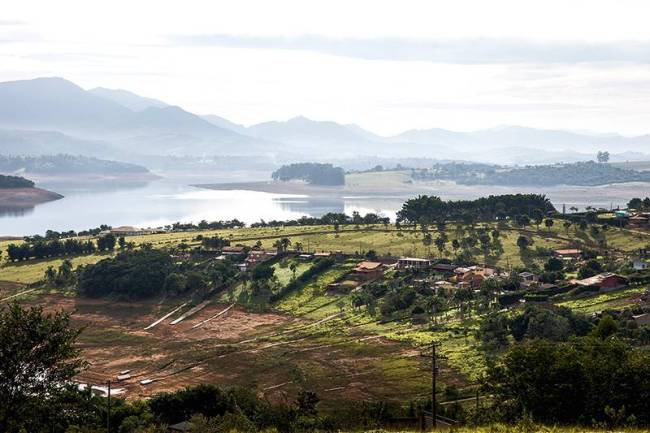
[326,280,359,294]
[519,271,540,289]
[353,261,384,280]
[432,263,458,273]
[245,250,275,268]
[633,259,648,271]
[632,313,650,327]
[573,272,628,291]
[397,257,432,270]
[553,249,582,259]
[221,246,246,257]
[628,214,649,228]
[453,265,497,287]
[107,225,153,236]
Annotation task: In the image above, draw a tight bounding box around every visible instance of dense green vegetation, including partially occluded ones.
[411,161,650,186]
[272,162,345,185]
[0,154,149,175]
[397,193,555,227]
[77,248,175,299]
[0,174,34,188]
[0,302,84,433]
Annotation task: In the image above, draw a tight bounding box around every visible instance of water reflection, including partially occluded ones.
[275,197,345,216]
[0,205,35,218]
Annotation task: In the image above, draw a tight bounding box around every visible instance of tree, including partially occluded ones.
[163,273,187,295]
[544,218,554,232]
[451,239,460,255]
[97,233,116,251]
[295,390,320,416]
[0,302,86,432]
[544,257,564,272]
[532,209,544,229]
[597,150,610,163]
[516,235,531,250]
[118,236,126,249]
[289,262,298,280]
[434,233,448,257]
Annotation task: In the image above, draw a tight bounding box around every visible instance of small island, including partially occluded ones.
[0,174,63,207]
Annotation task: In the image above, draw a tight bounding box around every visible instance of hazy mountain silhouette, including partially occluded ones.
[2,77,650,162]
[0,129,115,157]
[201,114,248,134]
[89,87,168,111]
[0,77,270,156]
[0,77,131,131]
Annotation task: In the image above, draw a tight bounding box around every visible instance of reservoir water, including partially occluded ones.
[1,174,648,237]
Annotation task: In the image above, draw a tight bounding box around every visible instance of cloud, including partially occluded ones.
[383,101,606,112]
[24,52,137,62]
[169,34,650,64]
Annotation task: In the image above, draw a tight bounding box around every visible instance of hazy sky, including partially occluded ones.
[3,0,650,135]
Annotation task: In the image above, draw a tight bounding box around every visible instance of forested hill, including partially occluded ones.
[0,154,150,175]
[272,162,345,186]
[0,174,35,188]
[412,161,650,186]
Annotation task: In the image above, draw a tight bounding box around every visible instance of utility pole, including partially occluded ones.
[420,341,440,430]
[107,380,111,433]
[431,341,437,429]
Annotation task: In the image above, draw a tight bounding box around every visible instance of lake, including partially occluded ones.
[1,174,647,236]
[0,176,404,236]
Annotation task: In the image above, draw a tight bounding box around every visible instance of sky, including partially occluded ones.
[2,0,650,135]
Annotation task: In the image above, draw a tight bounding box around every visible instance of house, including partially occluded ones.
[221,246,246,257]
[572,273,628,291]
[244,250,275,268]
[326,280,359,294]
[105,225,153,236]
[632,313,650,326]
[519,271,540,289]
[433,280,454,295]
[454,266,497,287]
[553,249,582,259]
[628,214,649,228]
[432,263,458,273]
[353,261,384,280]
[397,257,432,269]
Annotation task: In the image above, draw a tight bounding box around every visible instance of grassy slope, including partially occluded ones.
[3,220,649,284]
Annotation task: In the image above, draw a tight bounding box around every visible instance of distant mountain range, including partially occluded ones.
[1,76,650,164]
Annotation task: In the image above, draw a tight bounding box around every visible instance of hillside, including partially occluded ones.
[0,129,115,157]
[412,161,650,186]
[0,154,151,176]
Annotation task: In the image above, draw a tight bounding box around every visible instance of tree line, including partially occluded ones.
[411,161,650,187]
[0,174,34,189]
[6,236,114,261]
[397,193,555,228]
[251,211,390,228]
[272,162,345,186]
